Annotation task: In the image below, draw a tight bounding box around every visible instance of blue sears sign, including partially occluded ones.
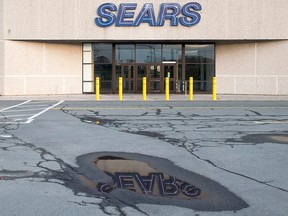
[95,2,202,27]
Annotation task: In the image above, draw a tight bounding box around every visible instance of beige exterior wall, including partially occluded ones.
[0,1,4,95]
[3,0,288,41]
[1,0,288,95]
[216,40,288,95]
[0,0,3,40]
[0,41,4,95]
[3,41,82,95]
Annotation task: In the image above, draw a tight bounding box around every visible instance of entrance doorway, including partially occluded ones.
[149,65,161,93]
[163,64,177,93]
[120,65,134,93]
[118,64,178,94]
[83,43,215,94]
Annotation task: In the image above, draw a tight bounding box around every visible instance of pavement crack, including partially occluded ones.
[112,196,149,216]
[247,109,262,116]
[139,112,149,117]
[190,153,288,193]
[58,106,288,196]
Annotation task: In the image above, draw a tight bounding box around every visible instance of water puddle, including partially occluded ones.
[76,152,249,211]
[227,134,288,145]
[95,157,201,199]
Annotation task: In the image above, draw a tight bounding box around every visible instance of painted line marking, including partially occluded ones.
[0,100,31,112]
[17,104,55,108]
[53,106,288,111]
[1,108,46,113]
[0,134,13,138]
[0,122,21,124]
[28,101,58,104]
[0,114,34,119]
[25,100,64,124]
[253,120,288,124]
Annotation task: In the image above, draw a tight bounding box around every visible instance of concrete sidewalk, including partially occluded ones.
[1,94,288,101]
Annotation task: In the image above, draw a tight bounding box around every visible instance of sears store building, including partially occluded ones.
[0,0,288,95]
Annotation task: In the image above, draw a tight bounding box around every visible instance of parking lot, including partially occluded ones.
[0,100,288,216]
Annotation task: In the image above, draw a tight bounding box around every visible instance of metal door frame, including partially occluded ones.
[118,63,178,94]
[162,63,178,94]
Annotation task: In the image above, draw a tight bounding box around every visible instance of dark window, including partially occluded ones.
[93,44,113,63]
[136,44,161,63]
[185,64,214,92]
[116,45,135,63]
[162,44,182,62]
[94,64,112,81]
[185,45,214,63]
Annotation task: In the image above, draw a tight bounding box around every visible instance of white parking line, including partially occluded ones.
[0,100,31,112]
[0,134,13,138]
[0,122,19,124]
[25,100,64,124]
[28,101,58,104]
[0,114,33,119]
[17,104,55,107]
[0,100,64,124]
[1,108,46,113]
[253,120,288,124]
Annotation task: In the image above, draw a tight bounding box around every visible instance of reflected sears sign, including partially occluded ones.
[95,2,202,27]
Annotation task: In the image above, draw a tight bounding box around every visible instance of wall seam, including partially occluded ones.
[234,76,236,94]
[255,42,258,94]
[24,77,26,95]
[63,76,65,94]
[43,43,46,76]
[255,42,257,76]
[276,76,279,95]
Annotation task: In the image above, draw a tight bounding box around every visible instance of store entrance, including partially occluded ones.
[119,64,178,94]
[163,64,177,93]
[121,65,135,93]
[83,43,215,95]
[148,65,162,93]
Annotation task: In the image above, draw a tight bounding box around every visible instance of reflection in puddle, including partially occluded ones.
[76,152,249,211]
[269,135,288,144]
[227,134,288,145]
[96,158,201,199]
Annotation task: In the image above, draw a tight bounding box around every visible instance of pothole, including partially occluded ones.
[95,157,201,199]
[227,134,288,145]
[75,152,249,211]
[268,135,288,144]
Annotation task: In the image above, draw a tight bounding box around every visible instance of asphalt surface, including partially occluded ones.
[0,100,288,216]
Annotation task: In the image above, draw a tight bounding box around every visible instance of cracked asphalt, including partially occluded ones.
[0,100,288,216]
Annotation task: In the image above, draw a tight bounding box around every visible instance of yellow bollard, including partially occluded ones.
[189,77,193,101]
[95,77,100,101]
[165,77,169,101]
[212,77,217,101]
[143,77,147,101]
[119,77,123,101]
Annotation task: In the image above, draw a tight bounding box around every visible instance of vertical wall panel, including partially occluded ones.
[3,41,82,95]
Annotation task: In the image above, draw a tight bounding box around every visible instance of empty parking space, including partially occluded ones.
[0,100,64,124]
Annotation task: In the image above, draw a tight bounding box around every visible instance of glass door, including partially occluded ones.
[136,65,147,94]
[149,65,162,93]
[121,65,135,93]
[163,64,177,93]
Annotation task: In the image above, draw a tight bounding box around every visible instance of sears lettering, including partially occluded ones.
[95,2,202,27]
[97,172,201,198]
